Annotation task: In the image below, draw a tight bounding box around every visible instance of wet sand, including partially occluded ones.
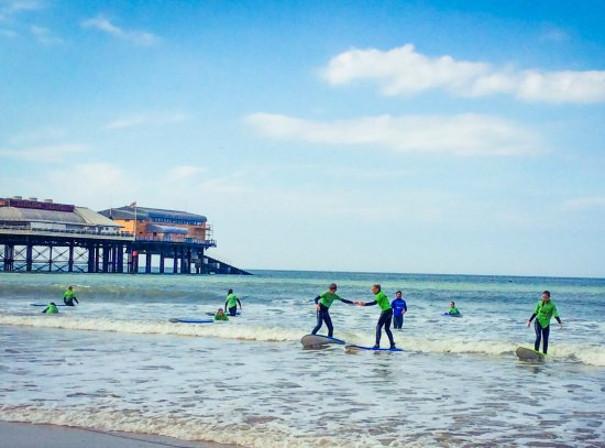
[0,421,237,448]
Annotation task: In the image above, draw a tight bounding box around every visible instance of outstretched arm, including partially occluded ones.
[339,298,355,305]
[74,297,79,304]
[527,313,537,327]
[237,298,242,311]
[42,306,49,314]
[357,300,377,307]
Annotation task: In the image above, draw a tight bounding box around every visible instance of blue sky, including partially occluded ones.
[1,0,604,277]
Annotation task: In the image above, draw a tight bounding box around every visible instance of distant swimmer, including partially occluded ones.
[63,285,79,306]
[42,302,59,314]
[392,291,407,329]
[447,301,461,316]
[311,283,356,338]
[355,284,396,350]
[527,290,562,355]
[214,308,229,321]
[224,289,242,317]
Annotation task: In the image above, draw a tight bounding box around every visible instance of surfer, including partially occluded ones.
[224,289,242,317]
[392,291,407,329]
[355,284,396,349]
[447,301,461,316]
[42,302,59,314]
[527,290,562,354]
[311,283,356,338]
[63,286,79,306]
[214,308,229,321]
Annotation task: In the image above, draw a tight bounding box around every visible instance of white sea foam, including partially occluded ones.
[0,406,424,448]
[2,314,604,366]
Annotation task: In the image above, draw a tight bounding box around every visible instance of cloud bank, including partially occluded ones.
[246,113,540,156]
[323,44,605,104]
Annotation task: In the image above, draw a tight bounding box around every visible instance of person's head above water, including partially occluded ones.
[50,302,56,306]
[227,289,233,294]
[371,284,381,294]
[67,285,73,291]
[541,290,551,302]
[450,301,456,308]
[217,308,224,314]
[328,283,337,292]
[395,291,402,298]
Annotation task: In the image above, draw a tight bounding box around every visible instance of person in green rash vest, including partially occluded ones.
[447,301,461,316]
[63,286,79,306]
[214,308,229,321]
[311,283,356,338]
[42,302,59,314]
[224,289,242,317]
[527,290,562,354]
[355,284,396,349]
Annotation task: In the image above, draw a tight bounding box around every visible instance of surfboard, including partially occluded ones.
[344,344,403,353]
[442,313,462,318]
[301,334,346,348]
[31,303,68,307]
[515,346,545,362]
[169,318,213,324]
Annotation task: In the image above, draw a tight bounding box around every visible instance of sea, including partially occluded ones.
[1,271,604,447]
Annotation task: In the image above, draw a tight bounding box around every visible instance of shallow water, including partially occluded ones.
[1,271,604,447]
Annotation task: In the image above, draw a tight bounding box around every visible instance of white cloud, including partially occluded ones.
[540,27,569,43]
[81,15,159,46]
[0,143,86,162]
[562,196,605,211]
[30,24,61,45]
[105,112,187,130]
[323,44,605,104]
[246,112,540,156]
[0,0,43,21]
[167,165,206,180]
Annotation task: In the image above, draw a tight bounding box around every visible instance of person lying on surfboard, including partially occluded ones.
[355,284,397,350]
[527,290,562,354]
[311,283,356,338]
[447,301,461,316]
[214,308,229,321]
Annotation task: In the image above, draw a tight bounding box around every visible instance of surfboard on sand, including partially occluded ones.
[301,334,346,348]
[169,318,213,324]
[344,344,403,353]
[515,346,545,362]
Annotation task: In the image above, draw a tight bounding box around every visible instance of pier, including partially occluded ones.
[0,197,250,275]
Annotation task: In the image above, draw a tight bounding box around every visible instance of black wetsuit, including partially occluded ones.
[63,297,78,306]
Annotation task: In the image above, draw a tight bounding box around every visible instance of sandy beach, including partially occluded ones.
[0,421,236,448]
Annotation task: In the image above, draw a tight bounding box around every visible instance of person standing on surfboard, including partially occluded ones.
[356,284,396,350]
[311,283,356,338]
[527,290,562,354]
[224,289,242,317]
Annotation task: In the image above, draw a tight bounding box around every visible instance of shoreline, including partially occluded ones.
[0,421,239,448]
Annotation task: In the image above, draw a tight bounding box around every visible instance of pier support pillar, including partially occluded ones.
[87,245,95,273]
[173,248,178,274]
[68,244,74,272]
[3,244,14,272]
[26,244,33,272]
[159,252,165,274]
[48,245,53,272]
[117,245,124,273]
[145,252,152,274]
[102,244,109,273]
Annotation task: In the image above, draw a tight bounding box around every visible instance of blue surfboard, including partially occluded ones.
[442,313,462,318]
[345,344,403,352]
[169,318,213,324]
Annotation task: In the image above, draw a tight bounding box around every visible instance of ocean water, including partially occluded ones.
[1,271,604,447]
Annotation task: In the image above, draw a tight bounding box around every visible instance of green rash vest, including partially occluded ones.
[534,300,559,328]
[226,293,239,308]
[215,313,229,321]
[64,289,75,299]
[319,291,342,308]
[45,304,59,314]
[374,291,392,312]
[448,307,460,315]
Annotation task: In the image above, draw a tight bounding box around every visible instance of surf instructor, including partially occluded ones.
[224,289,242,317]
[527,290,562,354]
[311,283,355,338]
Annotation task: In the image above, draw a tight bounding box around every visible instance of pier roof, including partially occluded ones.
[99,206,207,224]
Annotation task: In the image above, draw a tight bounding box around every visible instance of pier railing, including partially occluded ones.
[0,224,134,240]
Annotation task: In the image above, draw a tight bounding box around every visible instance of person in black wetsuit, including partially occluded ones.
[355,284,396,349]
[311,283,356,338]
[63,286,79,306]
[224,289,242,317]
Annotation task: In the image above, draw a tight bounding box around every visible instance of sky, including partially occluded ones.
[1,0,605,277]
